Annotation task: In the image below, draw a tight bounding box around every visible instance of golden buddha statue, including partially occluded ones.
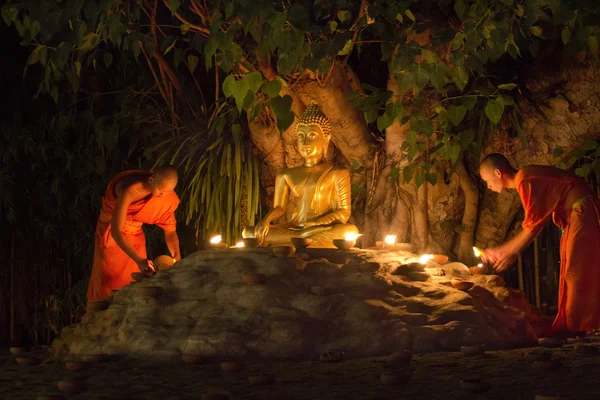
[242,102,359,248]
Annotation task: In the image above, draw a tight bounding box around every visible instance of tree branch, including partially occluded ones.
[161,0,210,36]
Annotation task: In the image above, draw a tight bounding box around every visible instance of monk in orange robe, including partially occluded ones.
[479,153,600,336]
[86,166,181,305]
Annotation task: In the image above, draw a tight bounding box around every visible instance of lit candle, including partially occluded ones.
[473,246,482,258]
[235,241,245,248]
[418,254,434,264]
[384,235,396,246]
[209,235,227,248]
[345,233,362,242]
[477,263,483,268]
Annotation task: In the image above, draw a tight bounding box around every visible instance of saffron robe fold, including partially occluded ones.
[86,170,180,305]
[515,165,600,333]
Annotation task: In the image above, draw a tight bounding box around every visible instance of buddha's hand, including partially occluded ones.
[254,219,270,245]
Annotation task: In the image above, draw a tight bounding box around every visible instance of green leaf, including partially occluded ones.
[187,54,199,73]
[204,38,217,69]
[232,80,249,112]
[168,0,181,16]
[449,143,461,164]
[260,79,282,97]
[338,39,354,56]
[75,60,82,77]
[377,112,394,131]
[78,33,99,52]
[222,74,236,97]
[530,26,544,38]
[1,5,18,26]
[180,24,190,34]
[454,0,466,19]
[589,35,599,53]
[410,64,430,93]
[427,173,438,185]
[461,96,477,110]
[364,109,378,124]
[28,45,45,65]
[337,10,352,23]
[103,53,113,68]
[582,139,598,151]
[451,65,469,91]
[552,147,565,158]
[562,26,571,46]
[498,83,517,90]
[575,165,591,178]
[403,164,415,183]
[416,173,426,188]
[270,95,294,131]
[454,224,465,234]
[328,21,338,32]
[405,9,416,22]
[485,98,505,124]
[244,71,263,93]
[447,105,467,126]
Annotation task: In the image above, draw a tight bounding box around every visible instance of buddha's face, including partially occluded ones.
[296,124,329,160]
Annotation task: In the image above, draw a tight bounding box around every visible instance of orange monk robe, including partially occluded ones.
[515,165,600,334]
[86,170,180,305]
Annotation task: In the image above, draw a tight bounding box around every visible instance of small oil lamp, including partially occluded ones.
[473,246,491,273]
[384,235,397,249]
[418,254,434,264]
[334,233,362,250]
[210,235,227,249]
[235,241,245,248]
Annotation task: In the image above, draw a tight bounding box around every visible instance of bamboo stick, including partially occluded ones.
[517,253,524,292]
[9,235,15,344]
[534,238,541,308]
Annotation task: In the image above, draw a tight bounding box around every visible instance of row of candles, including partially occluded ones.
[210,234,485,268]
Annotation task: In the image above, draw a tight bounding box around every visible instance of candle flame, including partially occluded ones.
[473,246,482,257]
[345,233,362,241]
[418,254,434,264]
[384,235,397,245]
[477,263,483,268]
[235,241,245,248]
[210,235,222,244]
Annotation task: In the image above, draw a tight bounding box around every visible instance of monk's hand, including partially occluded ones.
[254,220,270,245]
[483,247,516,272]
[136,259,155,273]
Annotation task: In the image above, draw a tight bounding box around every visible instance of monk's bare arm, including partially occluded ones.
[502,229,539,254]
[164,230,181,261]
[111,183,148,264]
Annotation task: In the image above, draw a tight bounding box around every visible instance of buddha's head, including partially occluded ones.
[295,102,331,163]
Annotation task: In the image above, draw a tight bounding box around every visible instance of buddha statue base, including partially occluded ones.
[242,223,359,249]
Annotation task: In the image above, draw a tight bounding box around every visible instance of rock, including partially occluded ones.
[15,356,40,366]
[57,379,86,394]
[51,249,542,359]
[272,246,295,257]
[87,301,109,313]
[248,373,276,385]
[220,361,245,372]
[320,351,345,362]
[65,361,90,371]
[181,354,204,364]
[137,286,164,299]
[460,344,486,356]
[242,273,266,285]
[533,359,562,371]
[380,372,410,385]
[574,343,599,354]
[432,254,449,264]
[538,337,564,348]
[524,350,552,362]
[452,279,474,291]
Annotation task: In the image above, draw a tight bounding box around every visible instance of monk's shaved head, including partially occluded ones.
[150,165,178,197]
[479,153,516,173]
[153,165,178,184]
[479,153,517,193]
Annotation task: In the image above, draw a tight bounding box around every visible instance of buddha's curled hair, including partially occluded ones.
[297,102,331,136]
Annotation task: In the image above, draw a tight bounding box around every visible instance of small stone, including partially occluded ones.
[359,262,380,273]
[524,350,552,362]
[574,343,599,354]
[310,286,330,296]
[533,359,562,371]
[538,337,564,348]
[242,273,266,285]
[452,279,474,291]
[220,361,245,372]
[460,380,490,393]
[320,351,345,363]
[182,354,204,364]
[87,300,109,313]
[138,286,164,299]
[57,379,87,394]
[248,373,276,385]
[380,372,410,385]
[15,356,41,366]
[460,345,486,356]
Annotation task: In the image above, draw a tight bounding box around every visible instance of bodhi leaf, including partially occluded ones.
[447,105,467,126]
[270,95,294,132]
[485,98,505,124]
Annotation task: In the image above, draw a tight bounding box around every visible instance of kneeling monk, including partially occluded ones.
[86,166,181,305]
[479,153,600,336]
